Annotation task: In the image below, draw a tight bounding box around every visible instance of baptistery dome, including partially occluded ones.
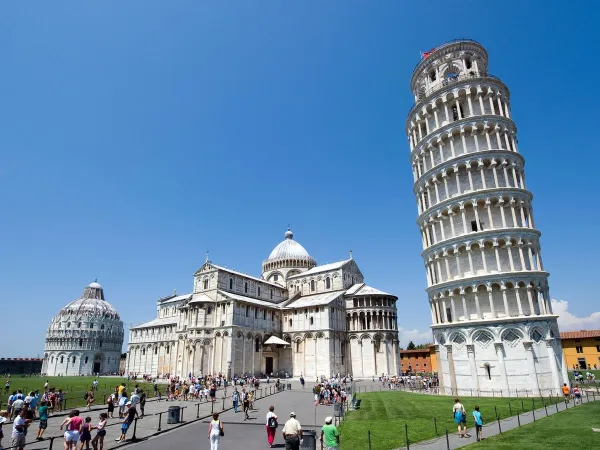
[262,228,317,283]
[42,281,124,376]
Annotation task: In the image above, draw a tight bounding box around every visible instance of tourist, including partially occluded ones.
[573,384,582,405]
[282,412,302,450]
[56,389,65,412]
[562,383,571,401]
[207,412,224,450]
[11,409,29,450]
[472,405,483,441]
[60,410,83,450]
[0,413,6,449]
[139,390,147,418]
[243,391,250,420]
[80,416,93,450]
[320,416,340,450]
[11,392,25,420]
[232,388,240,413]
[115,401,138,443]
[300,375,305,389]
[266,405,278,448]
[91,413,107,450]
[106,393,115,418]
[118,394,128,418]
[85,389,95,411]
[452,398,468,438]
[36,400,49,440]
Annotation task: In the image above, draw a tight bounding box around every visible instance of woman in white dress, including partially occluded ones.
[207,412,224,450]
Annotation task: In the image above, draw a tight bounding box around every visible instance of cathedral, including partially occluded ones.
[126,229,401,379]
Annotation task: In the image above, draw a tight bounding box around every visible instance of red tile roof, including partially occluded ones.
[400,349,432,354]
[560,330,600,339]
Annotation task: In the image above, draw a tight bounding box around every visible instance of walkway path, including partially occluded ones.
[398,389,599,450]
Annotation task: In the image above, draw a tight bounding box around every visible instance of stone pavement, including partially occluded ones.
[128,380,335,450]
[395,389,600,450]
[0,384,284,450]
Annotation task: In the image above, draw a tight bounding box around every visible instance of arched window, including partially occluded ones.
[273,274,278,281]
[84,356,88,364]
[310,317,314,326]
[310,280,315,292]
[245,306,249,317]
[254,308,258,319]
[207,306,212,315]
[154,347,158,355]
[289,319,292,327]
[99,340,103,348]
[72,356,76,364]
[60,356,64,363]
[79,339,83,347]
[78,322,81,328]
[325,277,331,289]
[203,279,209,290]
[67,322,71,328]
[270,289,273,300]
[255,338,260,352]
[90,323,94,329]
[245,282,248,293]
[258,287,261,296]
[142,348,145,356]
[229,278,233,289]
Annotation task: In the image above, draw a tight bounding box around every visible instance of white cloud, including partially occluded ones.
[552,299,600,331]
[398,327,432,346]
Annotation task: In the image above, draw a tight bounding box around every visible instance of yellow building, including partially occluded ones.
[560,330,600,370]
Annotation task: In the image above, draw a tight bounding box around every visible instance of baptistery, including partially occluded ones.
[42,281,124,376]
[406,40,568,395]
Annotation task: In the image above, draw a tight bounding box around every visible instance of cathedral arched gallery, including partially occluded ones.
[126,229,401,379]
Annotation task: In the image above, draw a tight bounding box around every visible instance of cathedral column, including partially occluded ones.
[523,341,540,395]
[494,342,510,394]
[466,344,479,392]
[546,339,561,394]
[445,344,457,396]
[434,345,444,392]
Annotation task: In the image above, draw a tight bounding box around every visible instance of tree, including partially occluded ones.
[407,341,416,350]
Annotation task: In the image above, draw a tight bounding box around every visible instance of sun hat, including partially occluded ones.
[325,416,333,424]
[290,412,296,417]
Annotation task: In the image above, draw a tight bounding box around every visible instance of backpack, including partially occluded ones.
[268,416,278,429]
[84,392,89,400]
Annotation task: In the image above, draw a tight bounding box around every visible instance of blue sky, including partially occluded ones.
[2,1,599,357]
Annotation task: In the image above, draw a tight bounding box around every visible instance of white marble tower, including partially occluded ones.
[406,40,568,395]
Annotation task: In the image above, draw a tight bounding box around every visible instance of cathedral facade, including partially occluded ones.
[126,229,401,379]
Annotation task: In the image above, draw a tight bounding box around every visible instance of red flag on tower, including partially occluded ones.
[421,48,436,59]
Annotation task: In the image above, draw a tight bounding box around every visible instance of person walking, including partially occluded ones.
[91,413,107,450]
[282,412,302,450]
[320,416,340,450]
[573,385,582,405]
[60,410,83,450]
[232,389,240,413]
[472,406,483,442]
[11,409,30,450]
[452,398,468,438]
[36,400,49,440]
[265,406,278,448]
[562,383,571,402]
[207,413,224,450]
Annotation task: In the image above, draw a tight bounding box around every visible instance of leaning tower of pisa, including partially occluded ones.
[406,40,568,396]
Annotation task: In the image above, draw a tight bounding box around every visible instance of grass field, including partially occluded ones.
[1,376,155,411]
[463,400,600,448]
[568,369,599,385]
[338,391,563,450]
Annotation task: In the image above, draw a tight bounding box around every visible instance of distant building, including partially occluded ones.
[560,330,600,370]
[42,281,124,376]
[127,229,401,379]
[400,348,433,374]
[0,358,43,375]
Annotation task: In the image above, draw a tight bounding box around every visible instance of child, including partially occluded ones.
[472,405,483,442]
[91,413,107,450]
[36,401,49,440]
[80,416,92,450]
[573,385,582,405]
[107,394,115,419]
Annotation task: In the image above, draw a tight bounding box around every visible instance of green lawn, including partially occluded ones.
[1,376,155,411]
[338,391,562,450]
[464,401,600,449]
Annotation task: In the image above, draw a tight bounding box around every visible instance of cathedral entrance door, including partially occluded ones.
[265,357,273,375]
[93,354,103,374]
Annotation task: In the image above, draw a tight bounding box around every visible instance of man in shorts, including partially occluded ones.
[116,401,139,442]
[11,409,30,450]
[36,401,49,440]
[562,383,571,401]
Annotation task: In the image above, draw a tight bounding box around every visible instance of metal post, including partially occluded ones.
[521,400,524,410]
[132,418,138,441]
[532,407,536,421]
[556,400,559,413]
[405,423,410,449]
[49,437,55,450]
[197,403,200,419]
[223,397,225,410]
[367,430,372,450]
[497,416,502,433]
[445,429,450,450]
[434,417,438,435]
[157,412,163,431]
[211,401,214,413]
[508,402,512,415]
[516,410,520,427]
[494,406,498,419]
[180,406,184,422]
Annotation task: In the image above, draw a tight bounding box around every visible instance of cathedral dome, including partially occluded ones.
[267,228,313,262]
[262,228,317,280]
[57,281,120,319]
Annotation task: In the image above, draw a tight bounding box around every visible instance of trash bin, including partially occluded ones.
[334,403,343,417]
[287,383,292,390]
[167,406,181,424]
[301,430,317,450]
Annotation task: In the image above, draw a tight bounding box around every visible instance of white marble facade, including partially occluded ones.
[406,40,568,395]
[42,282,124,376]
[126,229,401,379]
